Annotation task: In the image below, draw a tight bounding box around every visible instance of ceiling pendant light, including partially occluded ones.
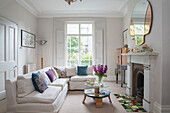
[65,0,82,5]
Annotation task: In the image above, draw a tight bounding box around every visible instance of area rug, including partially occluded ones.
[114,94,147,112]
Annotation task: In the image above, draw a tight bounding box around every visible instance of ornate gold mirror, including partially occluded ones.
[130,0,153,46]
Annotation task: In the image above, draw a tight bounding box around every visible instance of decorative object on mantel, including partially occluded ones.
[126,44,153,54]
[36,40,47,69]
[93,65,107,86]
[141,44,153,53]
[21,30,36,48]
[65,0,82,5]
[130,0,153,46]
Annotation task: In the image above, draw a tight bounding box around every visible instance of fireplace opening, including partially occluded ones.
[136,71,144,98]
[132,64,144,102]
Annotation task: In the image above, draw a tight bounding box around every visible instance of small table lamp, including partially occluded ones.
[36,40,47,69]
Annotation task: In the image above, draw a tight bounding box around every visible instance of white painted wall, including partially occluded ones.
[106,18,123,80]
[0,0,37,75]
[123,0,170,111]
[37,18,54,69]
[162,0,170,106]
[37,17,123,80]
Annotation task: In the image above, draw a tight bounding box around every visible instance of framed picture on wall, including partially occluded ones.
[123,29,128,47]
[21,30,36,48]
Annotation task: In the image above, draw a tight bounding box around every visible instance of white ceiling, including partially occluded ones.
[16,0,128,18]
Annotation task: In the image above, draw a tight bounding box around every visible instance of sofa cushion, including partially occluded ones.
[46,69,56,82]
[54,67,67,78]
[38,71,51,85]
[88,66,93,75]
[77,66,88,75]
[51,67,59,79]
[71,75,96,82]
[32,73,48,93]
[66,67,76,77]
[17,86,62,104]
[49,79,68,88]
[17,74,35,98]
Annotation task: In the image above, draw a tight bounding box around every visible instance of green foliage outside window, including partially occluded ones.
[67,36,92,66]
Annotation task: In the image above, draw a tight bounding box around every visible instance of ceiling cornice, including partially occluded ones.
[16,0,127,18]
[16,0,40,17]
[38,10,125,18]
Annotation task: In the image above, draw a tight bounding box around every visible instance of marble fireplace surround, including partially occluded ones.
[122,52,158,112]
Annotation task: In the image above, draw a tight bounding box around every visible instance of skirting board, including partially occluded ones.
[153,102,170,113]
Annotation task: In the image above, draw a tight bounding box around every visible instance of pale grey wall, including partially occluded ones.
[162,0,170,106]
[123,0,163,106]
[106,18,123,80]
[0,0,38,75]
[37,18,54,69]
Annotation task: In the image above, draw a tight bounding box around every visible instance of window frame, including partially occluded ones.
[65,21,94,67]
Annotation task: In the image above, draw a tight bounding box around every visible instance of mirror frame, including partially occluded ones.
[130,0,153,46]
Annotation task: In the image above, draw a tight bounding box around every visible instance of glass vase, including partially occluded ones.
[98,76,103,85]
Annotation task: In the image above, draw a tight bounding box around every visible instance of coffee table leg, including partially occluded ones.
[108,95,112,103]
[82,95,86,104]
[96,98,103,108]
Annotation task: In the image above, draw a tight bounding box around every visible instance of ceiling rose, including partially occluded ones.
[65,0,82,5]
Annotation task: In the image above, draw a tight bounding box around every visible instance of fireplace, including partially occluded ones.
[132,64,144,102]
[123,52,158,112]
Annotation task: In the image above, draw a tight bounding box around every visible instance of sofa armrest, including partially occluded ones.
[6,80,17,107]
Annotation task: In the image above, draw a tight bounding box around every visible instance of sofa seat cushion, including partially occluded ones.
[17,86,62,104]
[49,79,69,88]
[71,75,96,82]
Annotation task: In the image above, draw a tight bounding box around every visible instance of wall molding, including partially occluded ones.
[153,102,170,113]
[153,102,161,113]
[16,0,127,18]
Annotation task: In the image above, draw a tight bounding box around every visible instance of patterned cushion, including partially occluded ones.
[32,73,48,93]
[45,69,56,82]
[54,67,67,78]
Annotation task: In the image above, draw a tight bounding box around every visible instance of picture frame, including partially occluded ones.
[21,30,36,48]
[123,29,128,47]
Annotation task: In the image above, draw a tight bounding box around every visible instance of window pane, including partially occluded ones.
[67,24,79,34]
[67,36,79,48]
[81,36,92,58]
[67,60,78,67]
[81,60,89,66]
[71,60,78,66]
[67,36,79,67]
[80,24,92,34]
[81,36,92,66]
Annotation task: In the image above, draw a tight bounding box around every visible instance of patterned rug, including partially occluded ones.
[114,94,147,112]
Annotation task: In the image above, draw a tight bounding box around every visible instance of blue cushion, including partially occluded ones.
[77,66,88,75]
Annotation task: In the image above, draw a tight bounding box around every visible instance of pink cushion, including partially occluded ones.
[45,69,56,82]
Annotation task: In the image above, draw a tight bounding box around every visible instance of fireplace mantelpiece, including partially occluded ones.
[122,52,158,112]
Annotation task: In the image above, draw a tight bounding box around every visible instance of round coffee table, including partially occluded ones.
[82,83,112,108]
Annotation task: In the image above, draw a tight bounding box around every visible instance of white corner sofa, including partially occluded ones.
[56,66,97,90]
[6,67,69,113]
